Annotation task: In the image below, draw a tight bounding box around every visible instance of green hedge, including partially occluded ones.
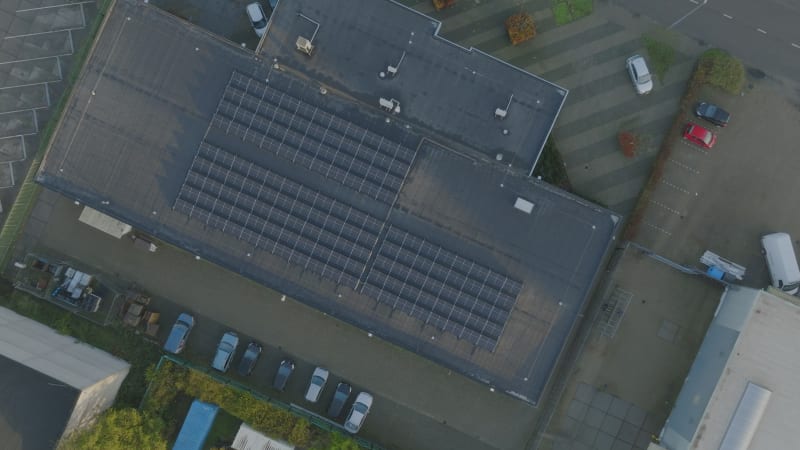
[695,49,745,94]
[142,360,358,449]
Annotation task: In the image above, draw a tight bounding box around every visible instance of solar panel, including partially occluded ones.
[211,71,418,204]
[174,142,383,289]
[362,226,522,351]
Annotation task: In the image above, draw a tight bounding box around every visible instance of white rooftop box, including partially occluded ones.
[514,197,534,214]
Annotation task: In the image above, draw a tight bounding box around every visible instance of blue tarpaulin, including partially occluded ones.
[173,399,219,450]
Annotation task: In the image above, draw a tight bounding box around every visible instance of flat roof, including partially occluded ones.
[0,306,130,390]
[0,354,79,450]
[260,0,567,172]
[660,287,800,449]
[37,0,619,404]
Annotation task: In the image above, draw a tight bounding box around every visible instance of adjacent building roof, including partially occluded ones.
[36,0,619,404]
[659,287,800,450]
[173,400,219,450]
[0,354,80,450]
[0,306,131,450]
[232,423,294,450]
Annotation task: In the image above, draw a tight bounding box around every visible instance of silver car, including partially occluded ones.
[211,331,239,373]
[344,392,373,433]
[626,55,653,95]
[304,367,329,402]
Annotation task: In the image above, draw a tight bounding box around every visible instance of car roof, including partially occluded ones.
[247,3,264,19]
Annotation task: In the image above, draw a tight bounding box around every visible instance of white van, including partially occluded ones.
[761,233,800,295]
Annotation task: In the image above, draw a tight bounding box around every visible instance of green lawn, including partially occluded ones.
[643,36,676,83]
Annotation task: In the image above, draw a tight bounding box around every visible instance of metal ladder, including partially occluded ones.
[599,287,632,338]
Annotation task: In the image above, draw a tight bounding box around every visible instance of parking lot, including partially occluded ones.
[631,76,800,290]
[14,188,533,450]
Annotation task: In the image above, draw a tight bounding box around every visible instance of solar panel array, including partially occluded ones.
[173,142,383,288]
[210,71,417,204]
[362,226,522,350]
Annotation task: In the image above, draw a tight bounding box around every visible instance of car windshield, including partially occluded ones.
[702,132,712,144]
[354,403,368,413]
[705,104,717,115]
[783,281,800,292]
[312,375,325,385]
[255,18,267,28]
[639,71,651,83]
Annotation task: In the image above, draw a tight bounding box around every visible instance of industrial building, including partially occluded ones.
[36,0,619,404]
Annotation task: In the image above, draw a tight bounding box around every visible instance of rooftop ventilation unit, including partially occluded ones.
[379,97,401,114]
[514,197,535,214]
[296,36,314,55]
[496,93,514,120]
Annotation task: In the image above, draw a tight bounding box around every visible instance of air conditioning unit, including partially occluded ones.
[379,97,401,114]
[495,108,507,119]
[387,65,398,77]
[296,36,314,55]
[514,197,535,214]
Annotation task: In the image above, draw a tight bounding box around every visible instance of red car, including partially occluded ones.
[683,123,717,149]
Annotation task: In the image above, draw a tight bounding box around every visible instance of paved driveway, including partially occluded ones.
[631,77,800,290]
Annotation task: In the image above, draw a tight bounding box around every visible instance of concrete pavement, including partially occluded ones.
[15,188,534,450]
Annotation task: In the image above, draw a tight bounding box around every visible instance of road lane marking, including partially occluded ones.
[689,0,699,4]
[792,43,800,49]
[757,28,767,34]
[670,0,708,29]
[669,158,701,174]
[723,13,733,19]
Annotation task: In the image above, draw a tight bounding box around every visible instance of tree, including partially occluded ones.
[61,408,167,450]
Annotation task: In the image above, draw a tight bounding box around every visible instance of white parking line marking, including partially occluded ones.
[650,200,683,216]
[644,221,673,236]
[689,0,699,4]
[0,54,70,65]
[757,28,767,34]
[17,1,93,13]
[723,13,733,19]
[669,158,701,174]
[661,180,692,195]
[792,43,800,49]
[4,28,80,40]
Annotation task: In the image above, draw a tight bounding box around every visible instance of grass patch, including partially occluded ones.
[0,286,162,408]
[696,48,745,94]
[533,137,572,191]
[204,409,241,449]
[552,0,593,25]
[643,36,676,83]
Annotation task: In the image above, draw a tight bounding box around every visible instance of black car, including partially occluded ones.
[695,102,730,127]
[273,358,295,391]
[237,341,262,376]
[327,382,352,418]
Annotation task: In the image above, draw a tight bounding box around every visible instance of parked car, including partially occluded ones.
[344,392,373,434]
[273,358,295,391]
[246,3,268,37]
[626,55,653,95]
[211,332,239,372]
[237,341,262,376]
[304,367,329,403]
[327,382,352,418]
[683,122,717,149]
[163,313,194,354]
[695,102,730,127]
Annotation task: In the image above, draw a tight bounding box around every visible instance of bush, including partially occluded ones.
[432,0,455,10]
[505,12,536,45]
[618,131,639,158]
[696,49,745,94]
[60,408,167,450]
[288,419,312,447]
[533,137,572,190]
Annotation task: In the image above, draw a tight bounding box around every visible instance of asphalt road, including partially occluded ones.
[612,0,800,85]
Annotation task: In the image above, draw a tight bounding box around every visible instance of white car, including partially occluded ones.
[246,3,268,37]
[304,367,329,403]
[626,54,653,95]
[211,331,239,372]
[344,392,373,433]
